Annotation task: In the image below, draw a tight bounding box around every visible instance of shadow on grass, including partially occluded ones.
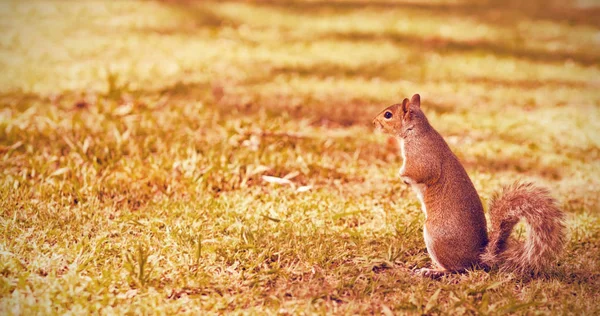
[0,77,585,183]
[101,81,578,181]
[145,0,239,33]
[250,0,600,29]
[319,31,599,67]
[269,60,592,89]
[154,0,599,67]
[462,154,563,180]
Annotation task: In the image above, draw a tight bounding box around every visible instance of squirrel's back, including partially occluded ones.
[409,121,489,271]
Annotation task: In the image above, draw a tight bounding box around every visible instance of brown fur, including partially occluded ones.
[373,94,566,276]
[481,182,566,275]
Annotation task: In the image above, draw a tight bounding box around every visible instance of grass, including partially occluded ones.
[1,0,599,314]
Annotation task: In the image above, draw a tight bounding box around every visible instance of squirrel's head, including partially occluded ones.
[373,94,428,136]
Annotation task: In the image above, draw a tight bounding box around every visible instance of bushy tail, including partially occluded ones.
[481,182,566,275]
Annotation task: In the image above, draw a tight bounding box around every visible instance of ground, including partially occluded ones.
[1,0,599,314]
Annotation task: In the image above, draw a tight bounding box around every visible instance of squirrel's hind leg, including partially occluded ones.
[413,268,451,279]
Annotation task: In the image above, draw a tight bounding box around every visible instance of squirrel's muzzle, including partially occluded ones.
[372,119,383,131]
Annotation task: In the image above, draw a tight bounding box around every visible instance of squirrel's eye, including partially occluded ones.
[384,111,393,119]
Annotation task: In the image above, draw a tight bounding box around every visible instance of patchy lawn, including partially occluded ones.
[0,0,599,314]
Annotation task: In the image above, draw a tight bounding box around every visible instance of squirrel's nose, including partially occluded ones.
[372,119,382,130]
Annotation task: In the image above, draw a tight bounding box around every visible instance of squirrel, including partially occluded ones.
[373,94,566,278]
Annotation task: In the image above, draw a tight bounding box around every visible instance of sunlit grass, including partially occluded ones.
[0,0,599,314]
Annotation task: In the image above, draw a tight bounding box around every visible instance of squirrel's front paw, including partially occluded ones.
[412,268,447,279]
[400,176,413,185]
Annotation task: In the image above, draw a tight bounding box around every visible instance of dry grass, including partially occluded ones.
[1,0,599,314]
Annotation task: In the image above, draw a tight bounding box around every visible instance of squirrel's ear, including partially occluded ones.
[411,94,421,108]
[401,98,410,114]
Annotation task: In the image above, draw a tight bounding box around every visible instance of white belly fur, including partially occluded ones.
[400,139,439,268]
[423,225,442,269]
[399,139,427,218]
[399,138,407,175]
[411,183,427,217]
